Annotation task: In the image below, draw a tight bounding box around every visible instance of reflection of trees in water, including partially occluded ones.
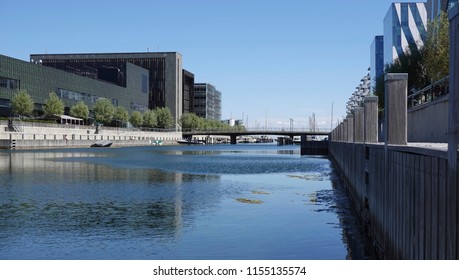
[0,150,222,242]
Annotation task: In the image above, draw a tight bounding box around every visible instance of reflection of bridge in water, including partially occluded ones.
[182,128,330,144]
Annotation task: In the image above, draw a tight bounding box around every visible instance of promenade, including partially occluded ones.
[0,120,183,149]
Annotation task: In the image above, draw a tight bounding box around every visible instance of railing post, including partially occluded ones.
[343,119,348,142]
[347,114,354,143]
[364,95,379,143]
[448,4,459,260]
[384,73,408,145]
[354,107,364,143]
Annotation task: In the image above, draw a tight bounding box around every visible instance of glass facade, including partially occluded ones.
[194,83,221,121]
[182,69,194,114]
[370,36,384,92]
[383,2,427,66]
[0,54,148,117]
[30,52,183,128]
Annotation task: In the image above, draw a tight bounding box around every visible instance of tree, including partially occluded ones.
[155,107,174,128]
[130,111,143,127]
[43,92,64,117]
[93,98,115,125]
[179,112,201,129]
[11,90,34,118]
[143,109,157,127]
[424,11,449,82]
[70,101,89,120]
[113,106,129,126]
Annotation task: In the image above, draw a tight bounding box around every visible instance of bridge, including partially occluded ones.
[182,128,330,144]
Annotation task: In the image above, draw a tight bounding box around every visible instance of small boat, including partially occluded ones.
[177,139,205,145]
[91,140,113,147]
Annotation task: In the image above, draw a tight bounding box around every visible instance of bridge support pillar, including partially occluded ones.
[230,135,237,145]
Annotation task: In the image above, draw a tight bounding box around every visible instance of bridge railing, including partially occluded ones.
[182,127,330,134]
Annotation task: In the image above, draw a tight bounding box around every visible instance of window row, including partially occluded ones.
[0,76,20,90]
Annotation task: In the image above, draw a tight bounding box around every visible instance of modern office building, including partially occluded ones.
[194,83,222,121]
[30,52,183,128]
[0,54,148,118]
[370,35,384,92]
[182,69,194,114]
[427,0,449,19]
[383,2,427,66]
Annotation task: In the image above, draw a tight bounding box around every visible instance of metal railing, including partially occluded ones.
[408,76,449,109]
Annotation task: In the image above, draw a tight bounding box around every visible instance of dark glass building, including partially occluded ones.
[30,52,183,128]
[194,83,222,121]
[182,69,194,114]
[0,54,148,118]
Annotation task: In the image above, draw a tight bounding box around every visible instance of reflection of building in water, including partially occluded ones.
[0,151,221,240]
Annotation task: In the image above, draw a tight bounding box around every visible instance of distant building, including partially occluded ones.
[383,2,427,66]
[370,35,384,92]
[194,83,221,120]
[182,70,195,114]
[30,52,183,128]
[0,54,148,118]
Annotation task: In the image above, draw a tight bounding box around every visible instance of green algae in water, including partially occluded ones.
[236,198,263,204]
[251,190,270,195]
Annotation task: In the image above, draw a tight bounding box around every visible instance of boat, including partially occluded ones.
[177,139,205,145]
[91,140,113,147]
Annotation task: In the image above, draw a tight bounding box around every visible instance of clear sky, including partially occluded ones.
[0,0,424,130]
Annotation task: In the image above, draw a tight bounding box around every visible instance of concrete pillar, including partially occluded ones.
[354,107,364,143]
[343,119,348,142]
[347,114,354,143]
[364,95,379,143]
[448,4,459,260]
[230,135,237,145]
[384,73,408,145]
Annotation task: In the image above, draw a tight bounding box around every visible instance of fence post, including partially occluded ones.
[347,114,354,143]
[364,95,379,143]
[384,73,408,145]
[448,4,459,260]
[343,119,348,142]
[354,107,364,143]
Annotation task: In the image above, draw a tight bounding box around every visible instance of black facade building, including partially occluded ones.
[182,69,194,114]
[31,52,183,128]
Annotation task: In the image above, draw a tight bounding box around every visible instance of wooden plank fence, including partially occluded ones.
[329,141,458,259]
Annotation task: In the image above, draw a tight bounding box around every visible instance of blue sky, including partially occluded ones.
[0,0,422,130]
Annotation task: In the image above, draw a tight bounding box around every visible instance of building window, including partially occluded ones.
[0,76,20,90]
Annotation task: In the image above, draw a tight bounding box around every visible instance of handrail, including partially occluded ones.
[407,76,449,109]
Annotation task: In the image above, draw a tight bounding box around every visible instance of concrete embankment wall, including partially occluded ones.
[0,121,182,149]
[408,95,449,143]
[329,141,458,259]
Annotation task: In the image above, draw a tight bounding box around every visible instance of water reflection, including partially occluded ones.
[0,146,369,259]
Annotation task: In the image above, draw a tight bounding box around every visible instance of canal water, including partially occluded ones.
[0,144,370,260]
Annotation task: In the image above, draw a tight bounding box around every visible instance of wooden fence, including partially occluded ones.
[329,141,458,259]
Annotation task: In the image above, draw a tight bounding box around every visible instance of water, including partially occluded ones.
[0,144,369,260]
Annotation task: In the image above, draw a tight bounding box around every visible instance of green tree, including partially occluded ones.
[374,43,428,113]
[43,92,64,117]
[93,98,115,125]
[70,101,89,120]
[11,90,34,118]
[179,112,201,129]
[155,107,174,128]
[424,11,449,82]
[143,109,157,127]
[113,106,129,126]
[130,111,143,127]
